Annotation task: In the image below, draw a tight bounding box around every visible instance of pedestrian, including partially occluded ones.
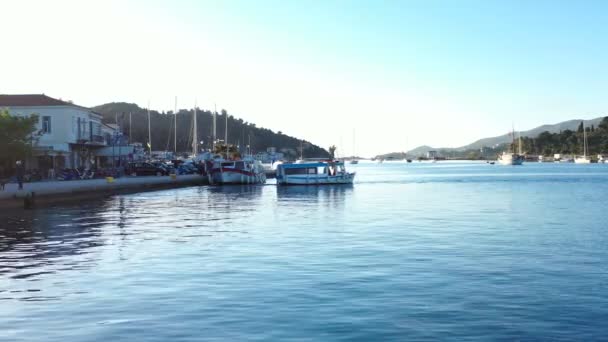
[15,160,25,190]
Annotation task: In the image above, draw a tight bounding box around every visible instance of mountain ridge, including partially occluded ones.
[403,116,605,156]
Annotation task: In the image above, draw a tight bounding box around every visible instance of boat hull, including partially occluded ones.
[498,153,524,165]
[574,158,591,164]
[211,169,266,185]
[277,173,355,185]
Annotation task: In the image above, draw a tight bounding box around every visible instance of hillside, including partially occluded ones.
[399,117,605,157]
[92,102,329,159]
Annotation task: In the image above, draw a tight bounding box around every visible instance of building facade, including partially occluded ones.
[0,94,117,171]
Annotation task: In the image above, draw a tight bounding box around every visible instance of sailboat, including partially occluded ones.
[575,122,591,164]
[498,128,525,165]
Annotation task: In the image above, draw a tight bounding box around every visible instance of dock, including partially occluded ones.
[0,175,208,208]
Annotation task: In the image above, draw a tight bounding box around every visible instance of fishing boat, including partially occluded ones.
[210,157,266,184]
[575,123,591,164]
[276,159,355,185]
[208,106,266,184]
[498,128,524,165]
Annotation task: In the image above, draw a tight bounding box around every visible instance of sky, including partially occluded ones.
[2,0,607,156]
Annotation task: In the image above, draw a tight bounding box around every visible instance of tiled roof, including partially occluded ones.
[0,94,79,107]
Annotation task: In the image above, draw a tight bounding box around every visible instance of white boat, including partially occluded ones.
[598,155,606,164]
[575,123,591,164]
[210,157,266,184]
[498,128,524,165]
[276,159,355,185]
[498,152,525,165]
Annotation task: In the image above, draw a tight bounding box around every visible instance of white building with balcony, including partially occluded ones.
[0,94,117,171]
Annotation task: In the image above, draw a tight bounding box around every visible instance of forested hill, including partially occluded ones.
[92,102,329,159]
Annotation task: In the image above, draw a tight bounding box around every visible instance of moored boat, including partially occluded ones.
[498,127,524,165]
[276,159,355,185]
[210,157,266,185]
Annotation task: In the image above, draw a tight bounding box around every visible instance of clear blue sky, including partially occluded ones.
[3,0,607,155]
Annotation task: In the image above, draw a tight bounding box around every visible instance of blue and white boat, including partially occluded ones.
[276,159,356,185]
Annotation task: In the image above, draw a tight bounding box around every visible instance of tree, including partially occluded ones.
[577,121,584,133]
[329,145,337,158]
[599,117,608,131]
[0,109,39,166]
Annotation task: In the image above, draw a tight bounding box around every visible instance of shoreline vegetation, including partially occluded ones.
[376,117,608,160]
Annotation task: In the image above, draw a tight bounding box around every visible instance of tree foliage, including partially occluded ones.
[517,118,608,155]
[93,102,329,159]
[0,109,39,165]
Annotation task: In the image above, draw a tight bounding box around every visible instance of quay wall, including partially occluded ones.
[0,175,208,208]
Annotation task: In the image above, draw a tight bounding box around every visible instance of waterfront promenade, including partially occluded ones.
[0,175,207,204]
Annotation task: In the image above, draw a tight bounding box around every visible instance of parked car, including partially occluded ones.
[126,162,168,176]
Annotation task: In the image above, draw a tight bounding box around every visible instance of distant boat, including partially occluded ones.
[349,160,359,164]
[575,123,591,164]
[276,159,355,185]
[498,127,524,165]
[406,159,412,163]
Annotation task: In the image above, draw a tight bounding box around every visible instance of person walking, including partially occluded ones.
[15,160,25,190]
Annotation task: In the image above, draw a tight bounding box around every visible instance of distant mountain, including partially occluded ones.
[400,117,605,157]
[459,117,604,151]
[92,102,329,159]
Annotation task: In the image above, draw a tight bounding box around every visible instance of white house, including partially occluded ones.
[0,94,117,171]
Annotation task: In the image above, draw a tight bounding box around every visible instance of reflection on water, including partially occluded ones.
[1,163,608,340]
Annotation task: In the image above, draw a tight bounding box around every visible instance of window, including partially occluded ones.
[42,116,52,134]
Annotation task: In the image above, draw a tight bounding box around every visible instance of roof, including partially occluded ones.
[280,161,343,169]
[0,94,84,108]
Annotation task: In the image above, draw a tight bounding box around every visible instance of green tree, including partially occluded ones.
[0,109,39,166]
[577,121,584,133]
[599,117,608,131]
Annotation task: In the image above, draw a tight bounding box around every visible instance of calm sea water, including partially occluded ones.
[2,161,608,341]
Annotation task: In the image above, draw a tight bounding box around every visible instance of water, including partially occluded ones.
[2,161,608,340]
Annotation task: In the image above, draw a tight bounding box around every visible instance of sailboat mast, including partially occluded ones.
[583,123,588,157]
[225,109,228,158]
[518,132,522,155]
[147,101,152,156]
[213,103,217,151]
[174,96,177,154]
[300,140,303,160]
[192,101,198,156]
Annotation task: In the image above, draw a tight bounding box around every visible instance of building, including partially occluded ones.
[0,94,118,171]
[427,150,438,159]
